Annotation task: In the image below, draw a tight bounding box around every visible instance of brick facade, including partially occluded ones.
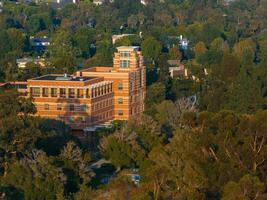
[25,46,146,130]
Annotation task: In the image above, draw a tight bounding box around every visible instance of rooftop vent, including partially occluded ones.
[55,75,72,81]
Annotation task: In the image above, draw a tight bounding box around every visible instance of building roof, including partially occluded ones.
[32,37,49,43]
[16,58,34,63]
[167,60,181,66]
[31,75,95,82]
[116,46,140,51]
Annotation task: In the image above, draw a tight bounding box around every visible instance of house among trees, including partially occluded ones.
[30,36,50,52]
[168,60,188,79]
[93,0,113,6]
[16,57,46,69]
[179,35,189,50]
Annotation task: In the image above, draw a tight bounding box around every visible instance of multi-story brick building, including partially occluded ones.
[24,46,146,130]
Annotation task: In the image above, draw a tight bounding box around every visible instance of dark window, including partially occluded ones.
[69,88,75,98]
[51,88,57,97]
[42,88,48,97]
[57,104,62,111]
[120,51,130,58]
[77,89,83,98]
[86,89,90,98]
[118,98,123,104]
[120,60,130,68]
[118,83,123,90]
[60,88,66,98]
[31,87,40,97]
[118,110,123,116]
[69,104,75,112]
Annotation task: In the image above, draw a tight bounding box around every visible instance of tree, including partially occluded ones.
[74,28,95,58]
[60,141,94,185]
[6,28,26,55]
[233,39,256,64]
[48,29,80,73]
[213,53,240,82]
[194,41,207,59]
[169,45,182,60]
[141,36,161,63]
[74,184,95,200]
[225,69,264,113]
[222,175,266,200]
[148,129,207,199]
[100,136,135,170]
[3,150,66,200]
[145,82,166,112]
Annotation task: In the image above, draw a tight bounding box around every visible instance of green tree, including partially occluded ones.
[225,69,264,113]
[194,41,207,59]
[169,45,182,60]
[6,28,26,55]
[48,29,80,73]
[3,150,66,200]
[141,36,161,63]
[100,136,135,170]
[222,175,266,200]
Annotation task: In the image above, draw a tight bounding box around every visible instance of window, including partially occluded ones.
[31,87,40,97]
[81,105,86,112]
[94,89,97,97]
[57,104,62,111]
[118,98,123,104]
[77,89,84,98]
[86,89,90,98]
[69,104,75,112]
[42,88,49,97]
[60,88,66,98]
[44,104,49,110]
[118,110,123,116]
[118,82,123,90]
[69,88,75,98]
[120,60,130,68]
[51,88,57,97]
[120,51,130,58]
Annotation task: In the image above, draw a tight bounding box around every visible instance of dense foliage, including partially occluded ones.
[0,0,266,199]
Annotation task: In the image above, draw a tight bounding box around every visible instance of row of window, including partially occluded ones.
[42,104,87,112]
[30,85,112,98]
[120,51,131,58]
[57,116,87,124]
[92,111,113,122]
[120,60,130,68]
[92,99,113,112]
[130,106,141,115]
